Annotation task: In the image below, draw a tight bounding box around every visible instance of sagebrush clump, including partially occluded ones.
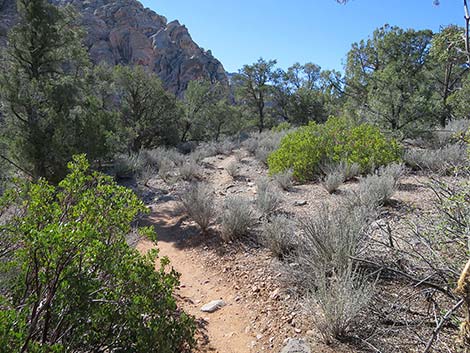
[180,183,216,233]
[358,164,403,206]
[220,196,255,242]
[255,177,282,214]
[273,169,294,191]
[260,215,297,258]
[404,143,467,173]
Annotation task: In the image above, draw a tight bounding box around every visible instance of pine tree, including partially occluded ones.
[0,0,91,183]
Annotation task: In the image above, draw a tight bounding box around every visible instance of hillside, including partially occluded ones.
[0,0,228,95]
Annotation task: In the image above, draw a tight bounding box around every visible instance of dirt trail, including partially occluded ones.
[137,199,256,353]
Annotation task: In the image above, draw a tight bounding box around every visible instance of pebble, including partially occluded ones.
[200,300,225,313]
[294,200,308,206]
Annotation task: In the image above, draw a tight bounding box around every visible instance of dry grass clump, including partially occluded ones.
[220,196,255,242]
[243,130,290,164]
[260,215,297,259]
[273,169,294,191]
[292,202,376,343]
[404,144,467,173]
[305,264,375,344]
[322,169,346,194]
[321,162,362,194]
[255,177,282,215]
[358,163,404,206]
[178,158,201,181]
[180,183,216,234]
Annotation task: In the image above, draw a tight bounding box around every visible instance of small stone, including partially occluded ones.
[269,288,281,300]
[294,328,302,333]
[279,338,311,353]
[306,330,315,337]
[200,300,225,313]
[294,200,308,206]
[256,334,263,340]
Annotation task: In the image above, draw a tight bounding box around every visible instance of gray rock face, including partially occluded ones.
[279,339,311,353]
[200,300,225,313]
[0,0,228,96]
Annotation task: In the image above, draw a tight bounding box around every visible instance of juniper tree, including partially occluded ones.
[0,0,93,183]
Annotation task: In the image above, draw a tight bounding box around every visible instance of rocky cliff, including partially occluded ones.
[0,0,228,95]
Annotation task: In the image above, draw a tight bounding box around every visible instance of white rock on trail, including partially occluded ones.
[294,200,307,206]
[200,300,225,313]
[279,338,311,353]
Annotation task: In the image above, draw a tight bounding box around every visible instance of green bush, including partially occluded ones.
[0,155,195,352]
[267,117,402,181]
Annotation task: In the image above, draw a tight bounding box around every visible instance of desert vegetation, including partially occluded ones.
[0,0,469,352]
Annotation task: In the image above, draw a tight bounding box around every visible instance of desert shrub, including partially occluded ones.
[190,142,218,162]
[273,169,294,191]
[242,136,259,155]
[215,139,237,155]
[180,183,216,233]
[164,148,185,166]
[306,264,374,344]
[343,162,361,180]
[268,117,402,181]
[294,202,375,343]
[296,203,373,273]
[242,130,289,161]
[404,143,468,173]
[320,162,362,194]
[179,158,201,181]
[113,152,144,179]
[414,178,470,280]
[255,177,282,214]
[225,161,239,179]
[433,119,470,146]
[0,155,195,352]
[358,172,398,206]
[321,163,347,194]
[260,215,297,259]
[255,130,289,164]
[272,121,292,133]
[220,196,255,242]
[255,147,272,165]
[378,162,405,183]
[158,157,175,182]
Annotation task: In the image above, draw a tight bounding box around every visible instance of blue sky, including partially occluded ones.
[140,0,463,73]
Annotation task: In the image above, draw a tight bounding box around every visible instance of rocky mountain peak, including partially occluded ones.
[0,0,228,95]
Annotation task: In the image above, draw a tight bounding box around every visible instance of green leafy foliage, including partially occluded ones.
[267,117,402,180]
[0,155,195,352]
[113,65,181,151]
[345,25,435,133]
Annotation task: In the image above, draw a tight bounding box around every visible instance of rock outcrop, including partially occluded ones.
[0,0,228,95]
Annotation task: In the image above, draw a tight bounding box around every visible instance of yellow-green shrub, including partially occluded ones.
[267,117,402,180]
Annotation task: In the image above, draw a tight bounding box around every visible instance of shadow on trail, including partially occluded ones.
[141,201,236,256]
[146,205,260,257]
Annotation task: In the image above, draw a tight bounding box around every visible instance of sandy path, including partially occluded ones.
[137,200,256,353]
